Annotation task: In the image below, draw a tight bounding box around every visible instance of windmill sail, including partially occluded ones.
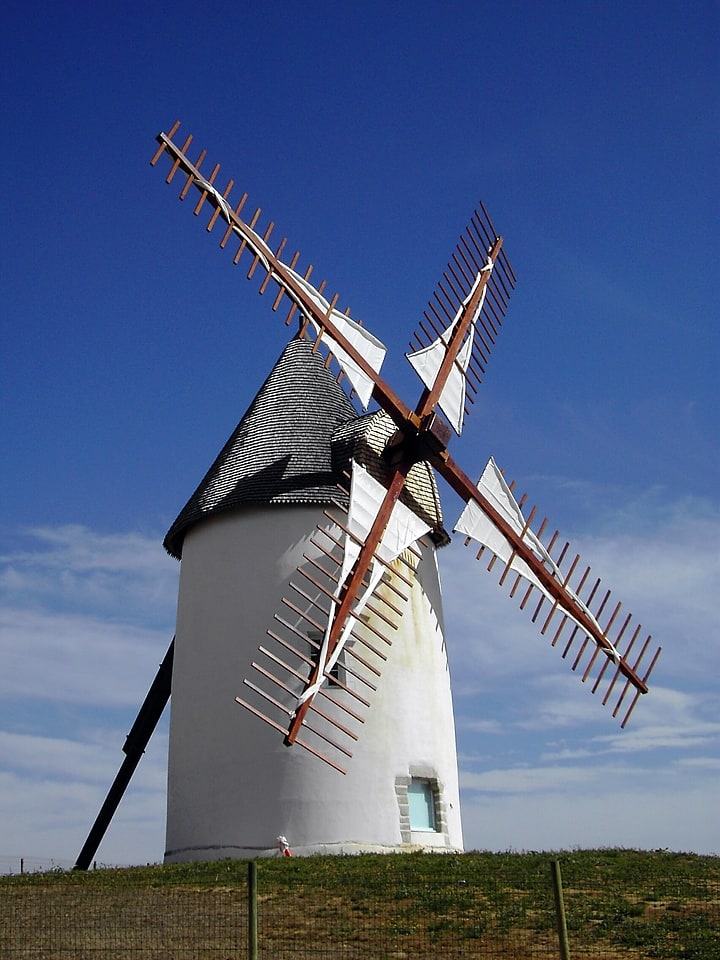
[407,259,491,433]
[298,462,431,709]
[453,457,661,727]
[406,204,516,434]
[281,272,386,409]
[151,123,387,410]
[236,459,431,772]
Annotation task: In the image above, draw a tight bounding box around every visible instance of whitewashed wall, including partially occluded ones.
[165,505,463,860]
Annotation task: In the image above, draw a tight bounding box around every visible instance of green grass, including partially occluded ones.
[1,849,718,959]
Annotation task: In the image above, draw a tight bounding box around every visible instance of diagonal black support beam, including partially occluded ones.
[73,638,174,870]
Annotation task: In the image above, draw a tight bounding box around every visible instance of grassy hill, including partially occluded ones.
[2,848,718,958]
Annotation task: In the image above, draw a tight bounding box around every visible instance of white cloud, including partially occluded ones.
[0,526,174,866]
[0,526,177,707]
[460,783,720,855]
[0,726,169,867]
[0,524,179,627]
[0,750,167,867]
[0,729,168,791]
[0,606,172,707]
[458,752,720,854]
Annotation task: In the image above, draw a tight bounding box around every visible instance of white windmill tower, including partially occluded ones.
[74,123,661,869]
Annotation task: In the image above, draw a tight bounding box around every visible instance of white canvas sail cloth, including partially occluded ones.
[454,458,620,663]
[296,461,431,708]
[193,175,386,409]
[406,261,492,434]
[286,272,386,410]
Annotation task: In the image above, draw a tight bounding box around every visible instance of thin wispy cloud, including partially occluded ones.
[0,527,175,865]
[1,525,179,625]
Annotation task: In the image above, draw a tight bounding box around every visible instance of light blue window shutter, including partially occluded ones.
[408,779,436,831]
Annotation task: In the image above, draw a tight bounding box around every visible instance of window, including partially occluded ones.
[307,631,346,687]
[395,774,445,843]
[408,778,437,832]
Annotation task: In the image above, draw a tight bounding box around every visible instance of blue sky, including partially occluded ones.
[1,0,718,869]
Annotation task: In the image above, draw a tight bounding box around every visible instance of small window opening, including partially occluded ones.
[307,631,345,687]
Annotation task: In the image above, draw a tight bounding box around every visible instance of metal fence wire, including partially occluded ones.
[1,851,718,959]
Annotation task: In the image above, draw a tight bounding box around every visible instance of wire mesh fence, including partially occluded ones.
[0,856,77,875]
[254,856,554,958]
[3,884,245,959]
[1,850,718,959]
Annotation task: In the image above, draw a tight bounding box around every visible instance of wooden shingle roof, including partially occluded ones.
[164,336,358,559]
[164,334,448,560]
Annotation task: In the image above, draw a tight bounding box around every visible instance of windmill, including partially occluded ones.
[75,123,661,868]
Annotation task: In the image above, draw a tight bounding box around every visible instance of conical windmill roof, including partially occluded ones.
[164,335,358,559]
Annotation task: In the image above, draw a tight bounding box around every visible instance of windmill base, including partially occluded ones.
[165,838,462,863]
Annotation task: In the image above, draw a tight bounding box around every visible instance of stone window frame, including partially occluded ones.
[395,770,447,844]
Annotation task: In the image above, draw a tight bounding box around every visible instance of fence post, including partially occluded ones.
[550,859,571,960]
[248,860,258,960]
